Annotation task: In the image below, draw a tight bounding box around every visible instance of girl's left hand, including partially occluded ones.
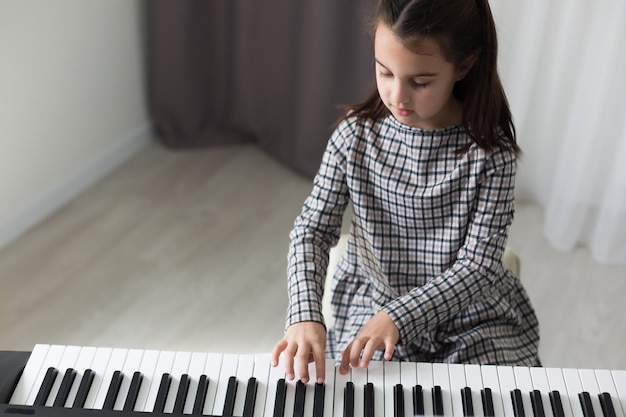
[339,310,399,374]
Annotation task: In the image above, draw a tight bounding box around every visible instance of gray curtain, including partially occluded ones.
[147,1,377,177]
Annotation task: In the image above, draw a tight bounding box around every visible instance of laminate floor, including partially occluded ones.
[1,141,625,371]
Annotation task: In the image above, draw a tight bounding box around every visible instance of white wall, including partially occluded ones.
[0,0,151,249]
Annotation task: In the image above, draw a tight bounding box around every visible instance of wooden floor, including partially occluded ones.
[1,141,625,371]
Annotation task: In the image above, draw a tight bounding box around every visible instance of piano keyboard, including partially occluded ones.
[5,344,626,417]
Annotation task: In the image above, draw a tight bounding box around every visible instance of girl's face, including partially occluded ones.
[374,23,468,130]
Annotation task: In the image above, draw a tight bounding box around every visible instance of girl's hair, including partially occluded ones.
[341,0,520,156]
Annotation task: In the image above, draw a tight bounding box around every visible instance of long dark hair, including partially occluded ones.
[341,0,520,156]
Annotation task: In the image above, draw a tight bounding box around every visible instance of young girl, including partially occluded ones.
[272,0,541,383]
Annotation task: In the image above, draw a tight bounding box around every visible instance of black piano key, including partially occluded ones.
[313,382,325,417]
[433,385,444,416]
[579,392,596,417]
[293,380,307,417]
[481,388,495,417]
[413,384,425,416]
[72,369,95,408]
[222,376,238,417]
[172,374,190,414]
[599,392,617,417]
[34,367,59,406]
[242,377,258,417]
[530,389,546,417]
[344,381,355,417]
[394,384,404,417]
[102,370,123,410]
[123,371,143,412]
[53,368,77,407]
[153,373,171,413]
[511,389,526,417]
[364,382,375,417]
[462,386,474,417]
[192,375,209,415]
[549,391,566,417]
[273,378,287,417]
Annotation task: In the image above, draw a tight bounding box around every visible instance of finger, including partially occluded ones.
[339,343,352,374]
[295,348,311,383]
[359,340,378,368]
[383,339,396,361]
[283,344,297,380]
[349,338,366,368]
[312,346,326,383]
[271,340,287,367]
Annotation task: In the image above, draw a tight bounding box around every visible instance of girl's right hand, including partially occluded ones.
[271,321,327,384]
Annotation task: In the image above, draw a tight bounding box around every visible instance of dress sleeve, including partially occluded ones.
[285,120,353,328]
[381,148,517,344]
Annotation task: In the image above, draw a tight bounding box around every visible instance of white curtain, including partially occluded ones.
[490,0,626,265]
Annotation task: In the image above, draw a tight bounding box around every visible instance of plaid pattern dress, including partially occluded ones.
[286,115,541,366]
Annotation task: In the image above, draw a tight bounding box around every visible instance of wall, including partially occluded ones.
[0,0,151,249]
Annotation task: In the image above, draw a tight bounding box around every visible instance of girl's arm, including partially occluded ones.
[273,120,353,381]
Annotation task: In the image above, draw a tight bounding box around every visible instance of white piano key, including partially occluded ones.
[465,364,485,417]
[163,351,191,413]
[232,354,255,417]
[513,366,535,417]
[368,360,385,417]
[25,344,67,406]
[302,362,317,417]
[481,365,506,417]
[579,369,604,417]
[65,346,97,407]
[9,344,51,405]
[251,355,272,417]
[530,366,555,417]
[333,364,350,417]
[212,353,239,416]
[496,365,517,417]
[546,368,576,417]
[132,349,160,412]
[400,361,418,417]
[323,359,337,417]
[611,370,626,417]
[596,369,626,417]
[352,365,367,417]
[113,349,144,411]
[46,345,81,406]
[141,350,175,412]
[83,347,113,409]
[286,360,307,417]
[449,363,467,417]
[202,353,224,415]
[562,368,585,417]
[417,362,435,416]
[182,352,208,415]
[433,362,453,417]
[263,354,285,417]
[92,348,128,409]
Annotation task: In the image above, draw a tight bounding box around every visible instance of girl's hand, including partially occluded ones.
[339,311,399,374]
[271,321,327,383]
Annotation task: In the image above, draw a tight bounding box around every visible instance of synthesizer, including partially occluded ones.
[1,344,625,417]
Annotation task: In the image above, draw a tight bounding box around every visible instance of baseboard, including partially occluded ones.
[0,123,153,252]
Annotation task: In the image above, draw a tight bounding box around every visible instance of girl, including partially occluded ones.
[272,0,541,384]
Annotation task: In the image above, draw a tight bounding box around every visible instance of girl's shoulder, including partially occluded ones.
[329,115,377,152]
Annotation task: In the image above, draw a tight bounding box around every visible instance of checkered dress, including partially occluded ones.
[286,115,541,366]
